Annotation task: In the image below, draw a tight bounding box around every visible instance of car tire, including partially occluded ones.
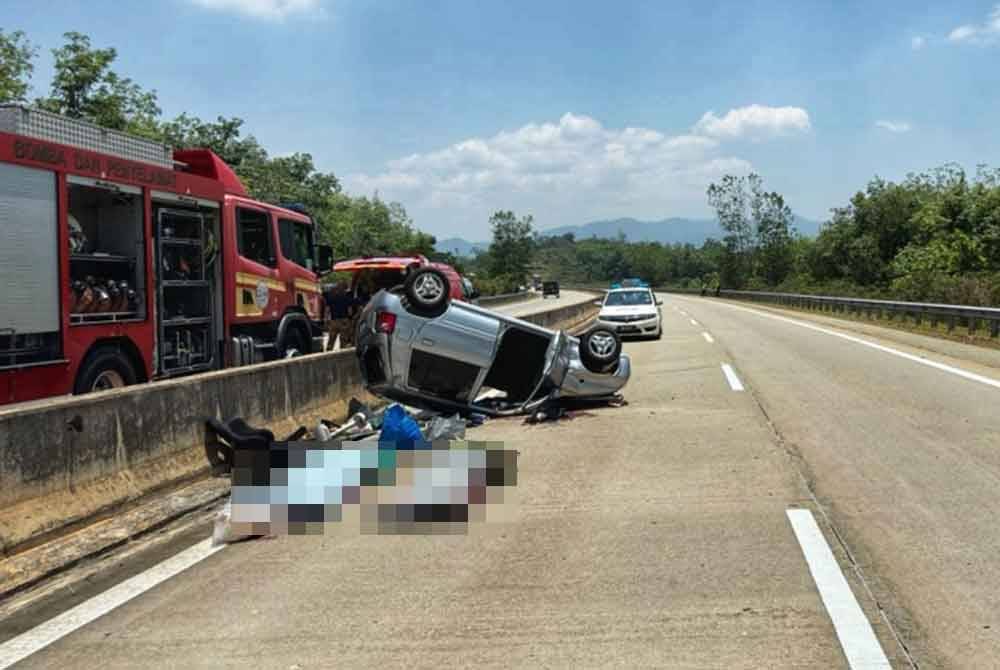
[579,327,622,374]
[74,346,139,395]
[402,267,450,316]
[655,326,663,340]
[281,326,309,358]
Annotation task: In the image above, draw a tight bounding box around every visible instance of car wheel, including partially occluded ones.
[655,326,663,340]
[402,267,450,316]
[74,346,139,395]
[281,326,309,358]
[580,327,622,374]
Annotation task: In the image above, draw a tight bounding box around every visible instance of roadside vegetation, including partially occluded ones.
[478,168,1000,308]
[0,29,434,261]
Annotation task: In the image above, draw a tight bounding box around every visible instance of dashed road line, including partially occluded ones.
[720,363,745,391]
[702,332,715,344]
[690,318,699,326]
[0,539,224,669]
[698,299,1000,393]
[786,509,892,670]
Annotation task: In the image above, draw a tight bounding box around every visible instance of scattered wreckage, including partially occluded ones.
[354,267,631,418]
[203,271,629,542]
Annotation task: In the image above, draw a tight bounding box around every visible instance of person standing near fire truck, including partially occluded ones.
[323,282,355,350]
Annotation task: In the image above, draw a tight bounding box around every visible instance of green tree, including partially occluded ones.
[707,174,755,285]
[750,180,795,285]
[487,210,535,280]
[157,114,267,167]
[36,32,160,134]
[0,29,36,103]
[708,173,794,286]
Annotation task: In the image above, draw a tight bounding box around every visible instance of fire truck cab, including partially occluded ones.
[0,105,333,405]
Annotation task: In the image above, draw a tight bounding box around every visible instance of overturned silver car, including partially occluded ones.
[355,267,631,416]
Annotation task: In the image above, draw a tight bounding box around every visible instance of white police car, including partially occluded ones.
[595,287,663,339]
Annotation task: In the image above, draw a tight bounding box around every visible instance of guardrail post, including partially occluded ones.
[969,317,977,336]
[948,315,956,332]
[992,319,1000,338]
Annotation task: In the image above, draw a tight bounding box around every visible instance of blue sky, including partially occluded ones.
[7,0,1000,239]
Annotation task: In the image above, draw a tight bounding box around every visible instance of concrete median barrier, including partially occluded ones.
[0,293,600,561]
[0,350,376,559]
[476,290,532,308]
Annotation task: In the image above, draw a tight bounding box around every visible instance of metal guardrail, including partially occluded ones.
[668,288,1000,337]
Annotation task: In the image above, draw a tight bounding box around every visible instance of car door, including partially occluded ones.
[276,216,322,322]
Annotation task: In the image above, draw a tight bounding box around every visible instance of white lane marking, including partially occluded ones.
[787,509,891,670]
[0,539,224,669]
[721,363,745,391]
[702,332,715,344]
[699,299,1000,392]
[690,318,699,326]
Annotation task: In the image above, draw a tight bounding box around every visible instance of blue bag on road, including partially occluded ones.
[379,404,424,450]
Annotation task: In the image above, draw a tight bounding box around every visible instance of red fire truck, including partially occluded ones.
[0,105,333,405]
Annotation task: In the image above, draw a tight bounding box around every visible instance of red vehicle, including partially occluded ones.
[0,105,333,405]
[332,256,470,302]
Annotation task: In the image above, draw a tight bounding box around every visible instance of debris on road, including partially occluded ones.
[379,404,425,449]
[206,408,517,543]
[425,413,466,441]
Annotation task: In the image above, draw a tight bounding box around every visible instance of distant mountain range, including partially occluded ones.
[436,237,488,257]
[435,215,823,256]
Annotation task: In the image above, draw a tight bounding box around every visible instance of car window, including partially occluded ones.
[604,290,652,306]
[278,218,313,270]
[236,207,275,267]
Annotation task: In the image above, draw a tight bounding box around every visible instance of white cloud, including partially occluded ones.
[911,35,926,50]
[348,106,808,236]
[948,5,1000,44]
[875,120,912,133]
[692,104,811,140]
[188,0,323,20]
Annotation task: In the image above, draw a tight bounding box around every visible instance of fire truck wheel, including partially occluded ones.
[280,327,309,358]
[74,347,139,395]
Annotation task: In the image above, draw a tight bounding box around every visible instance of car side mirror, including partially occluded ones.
[315,244,334,276]
[656,299,663,305]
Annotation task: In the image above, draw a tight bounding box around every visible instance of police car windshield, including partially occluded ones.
[605,290,652,306]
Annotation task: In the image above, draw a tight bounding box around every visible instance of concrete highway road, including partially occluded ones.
[6,291,999,668]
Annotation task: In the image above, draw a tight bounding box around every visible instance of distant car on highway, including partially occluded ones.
[542,280,560,299]
[355,267,631,416]
[595,287,663,339]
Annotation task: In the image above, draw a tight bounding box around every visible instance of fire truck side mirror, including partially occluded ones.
[315,244,334,276]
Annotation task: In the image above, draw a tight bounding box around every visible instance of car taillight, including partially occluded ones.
[376,311,397,334]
